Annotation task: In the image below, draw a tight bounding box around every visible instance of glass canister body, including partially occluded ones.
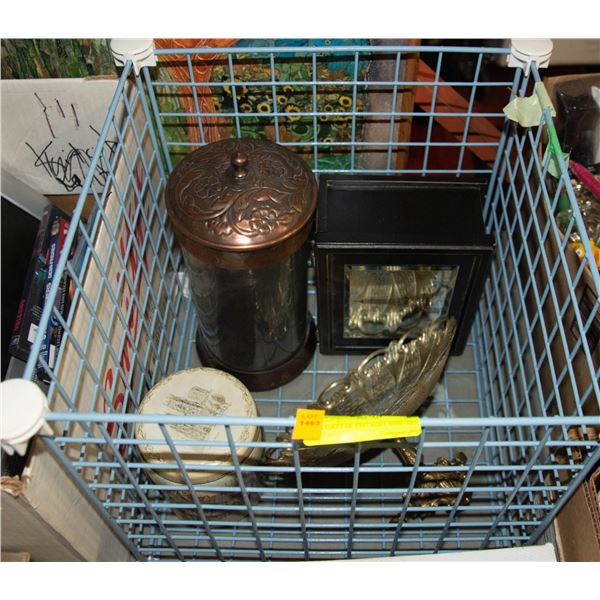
[184,242,313,386]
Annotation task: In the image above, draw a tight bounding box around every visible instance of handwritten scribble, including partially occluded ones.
[26,125,118,193]
[55,99,65,118]
[71,103,79,127]
[34,92,55,139]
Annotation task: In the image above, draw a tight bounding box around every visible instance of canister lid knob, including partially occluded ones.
[231,152,249,179]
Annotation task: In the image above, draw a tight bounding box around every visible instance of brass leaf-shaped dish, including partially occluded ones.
[264,317,456,467]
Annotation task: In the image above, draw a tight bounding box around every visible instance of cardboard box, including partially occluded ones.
[554,465,600,562]
[585,465,600,547]
[1,439,133,562]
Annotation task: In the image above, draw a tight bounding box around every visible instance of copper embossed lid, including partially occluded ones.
[165,138,317,269]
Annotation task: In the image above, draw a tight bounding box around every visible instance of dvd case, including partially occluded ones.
[9,204,70,367]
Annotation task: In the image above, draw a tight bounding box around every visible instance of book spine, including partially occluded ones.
[8,206,52,360]
[53,219,71,359]
[38,216,70,376]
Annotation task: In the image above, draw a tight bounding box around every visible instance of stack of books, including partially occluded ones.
[9,203,72,380]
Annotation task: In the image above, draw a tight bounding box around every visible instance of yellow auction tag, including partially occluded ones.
[570,240,600,268]
[292,409,325,440]
[293,411,422,446]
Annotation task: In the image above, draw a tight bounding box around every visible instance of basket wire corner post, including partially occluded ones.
[21,42,600,561]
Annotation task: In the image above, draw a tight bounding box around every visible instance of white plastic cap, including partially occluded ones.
[110,39,156,75]
[1,379,52,456]
[507,39,553,75]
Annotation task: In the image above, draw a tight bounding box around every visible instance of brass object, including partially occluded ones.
[317,316,456,417]
[392,443,471,519]
[264,317,456,467]
[346,268,440,337]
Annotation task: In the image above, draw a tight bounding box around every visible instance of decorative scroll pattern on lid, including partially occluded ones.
[166,138,317,252]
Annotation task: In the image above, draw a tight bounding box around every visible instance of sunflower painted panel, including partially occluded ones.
[153,39,373,171]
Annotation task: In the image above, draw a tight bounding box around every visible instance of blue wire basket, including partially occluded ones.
[21,41,600,561]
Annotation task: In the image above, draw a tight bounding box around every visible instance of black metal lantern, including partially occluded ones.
[315,176,495,355]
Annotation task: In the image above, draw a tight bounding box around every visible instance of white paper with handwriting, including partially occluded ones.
[1,78,120,195]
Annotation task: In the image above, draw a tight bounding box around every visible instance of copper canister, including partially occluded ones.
[165,138,317,390]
